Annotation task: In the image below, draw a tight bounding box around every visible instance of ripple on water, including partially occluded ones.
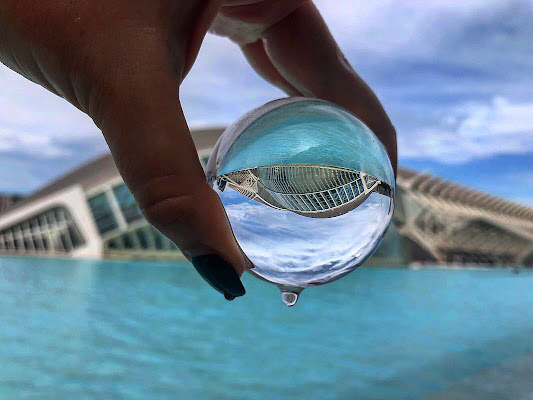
[0,257,532,400]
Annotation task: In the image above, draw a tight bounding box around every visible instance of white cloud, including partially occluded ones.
[0,127,71,158]
[0,158,41,193]
[222,190,391,285]
[0,66,100,159]
[180,34,284,127]
[457,97,533,138]
[0,67,95,137]
[400,96,533,163]
[181,0,533,166]
[315,0,498,55]
[0,0,531,194]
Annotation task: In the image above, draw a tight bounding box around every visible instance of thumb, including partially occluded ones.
[0,0,246,300]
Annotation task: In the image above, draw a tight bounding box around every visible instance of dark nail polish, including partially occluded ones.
[224,293,236,301]
[191,254,246,299]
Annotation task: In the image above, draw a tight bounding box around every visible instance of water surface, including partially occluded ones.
[0,257,532,399]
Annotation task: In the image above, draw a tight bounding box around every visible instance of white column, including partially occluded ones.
[22,221,35,250]
[47,210,64,251]
[361,173,369,193]
[40,214,56,252]
[6,230,15,250]
[57,209,74,250]
[14,225,25,251]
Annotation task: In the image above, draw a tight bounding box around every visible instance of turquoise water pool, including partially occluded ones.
[0,257,532,399]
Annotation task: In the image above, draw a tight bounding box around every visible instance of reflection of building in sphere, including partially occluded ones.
[217,164,393,218]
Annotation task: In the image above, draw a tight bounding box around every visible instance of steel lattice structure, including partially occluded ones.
[394,169,533,266]
[218,164,392,218]
[0,126,530,266]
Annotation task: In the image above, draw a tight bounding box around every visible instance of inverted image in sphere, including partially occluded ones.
[207,98,395,305]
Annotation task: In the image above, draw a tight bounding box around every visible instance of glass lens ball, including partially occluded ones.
[206,98,395,302]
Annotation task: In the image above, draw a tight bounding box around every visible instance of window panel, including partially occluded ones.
[136,228,149,249]
[88,193,119,234]
[0,206,84,255]
[113,184,143,224]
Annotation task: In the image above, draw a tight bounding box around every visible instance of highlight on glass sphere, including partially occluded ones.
[206,98,395,306]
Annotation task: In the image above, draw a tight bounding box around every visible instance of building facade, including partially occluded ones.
[0,127,531,266]
[0,128,219,260]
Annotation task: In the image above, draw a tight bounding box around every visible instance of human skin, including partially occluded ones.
[0,0,396,300]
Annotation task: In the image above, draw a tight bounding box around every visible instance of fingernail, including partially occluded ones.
[191,254,246,299]
[224,293,236,301]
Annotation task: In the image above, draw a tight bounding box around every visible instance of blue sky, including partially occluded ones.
[0,0,532,205]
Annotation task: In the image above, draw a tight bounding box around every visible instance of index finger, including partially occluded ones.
[88,25,248,301]
[240,1,398,172]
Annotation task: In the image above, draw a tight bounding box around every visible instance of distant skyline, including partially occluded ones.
[0,0,531,205]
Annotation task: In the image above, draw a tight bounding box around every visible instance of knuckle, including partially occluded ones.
[141,194,199,230]
[135,175,213,231]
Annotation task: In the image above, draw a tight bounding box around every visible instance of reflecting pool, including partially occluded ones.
[0,257,532,399]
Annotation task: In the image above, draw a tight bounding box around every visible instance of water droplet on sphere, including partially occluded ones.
[281,290,300,307]
[206,98,395,304]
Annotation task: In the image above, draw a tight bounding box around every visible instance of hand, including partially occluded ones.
[211,0,397,170]
[0,0,396,301]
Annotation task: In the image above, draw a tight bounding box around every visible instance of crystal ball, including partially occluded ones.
[206,98,395,306]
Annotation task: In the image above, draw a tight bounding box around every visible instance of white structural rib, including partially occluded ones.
[218,164,392,218]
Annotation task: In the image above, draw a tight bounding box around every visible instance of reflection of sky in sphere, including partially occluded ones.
[218,186,392,288]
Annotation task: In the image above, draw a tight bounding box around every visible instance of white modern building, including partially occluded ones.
[0,127,531,266]
[0,128,222,260]
[219,164,393,218]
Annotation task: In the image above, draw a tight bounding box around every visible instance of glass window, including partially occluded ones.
[67,226,82,248]
[42,236,50,250]
[152,226,164,250]
[136,228,149,249]
[6,231,15,250]
[88,193,119,234]
[45,212,54,225]
[201,155,210,166]
[60,232,72,251]
[113,184,143,224]
[345,185,355,200]
[103,226,178,253]
[13,227,23,250]
[122,233,134,249]
[53,208,64,223]
[150,226,178,250]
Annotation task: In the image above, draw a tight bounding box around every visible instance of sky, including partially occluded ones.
[0,0,532,205]
[221,188,391,286]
